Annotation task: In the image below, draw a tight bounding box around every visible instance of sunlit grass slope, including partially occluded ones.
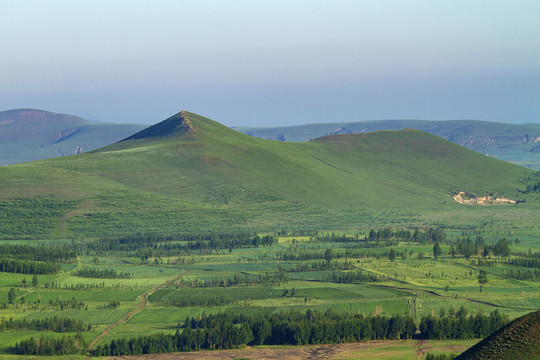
[0,111,537,238]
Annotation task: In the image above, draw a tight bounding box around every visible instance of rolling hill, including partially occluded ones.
[0,111,538,239]
[233,119,540,169]
[0,109,147,165]
[454,310,539,360]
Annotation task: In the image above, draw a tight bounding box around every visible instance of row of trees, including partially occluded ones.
[420,309,508,340]
[325,270,387,283]
[0,316,90,332]
[451,237,511,260]
[15,334,86,355]
[368,227,446,244]
[76,232,277,257]
[171,270,289,289]
[289,260,354,272]
[508,257,540,268]
[277,248,403,262]
[504,269,540,281]
[0,257,59,274]
[0,243,76,263]
[74,267,132,279]
[92,310,417,356]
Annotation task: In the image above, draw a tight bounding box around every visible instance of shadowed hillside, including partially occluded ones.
[454,310,540,360]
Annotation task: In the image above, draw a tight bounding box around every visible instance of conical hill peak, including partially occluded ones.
[122,110,196,141]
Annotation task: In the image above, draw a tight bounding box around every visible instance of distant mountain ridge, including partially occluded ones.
[3,109,540,170]
[0,109,148,165]
[233,119,540,169]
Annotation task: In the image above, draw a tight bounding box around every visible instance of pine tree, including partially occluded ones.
[433,242,442,260]
[478,270,488,292]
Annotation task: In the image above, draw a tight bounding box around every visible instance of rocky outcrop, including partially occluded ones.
[453,192,517,205]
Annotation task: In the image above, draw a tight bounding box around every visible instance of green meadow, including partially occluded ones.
[0,228,538,359]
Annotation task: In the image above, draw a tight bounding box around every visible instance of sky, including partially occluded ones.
[1,0,539,127]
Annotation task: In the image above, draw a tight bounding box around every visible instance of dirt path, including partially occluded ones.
[105,340,399,360]
[371,283,537,311]
[87,270,190,353]
[413,339,426,358]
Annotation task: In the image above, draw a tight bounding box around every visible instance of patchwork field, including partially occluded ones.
[0,228,537,359]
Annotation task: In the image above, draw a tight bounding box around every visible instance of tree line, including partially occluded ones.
[15,334,86,355]
[0,243,76,263]
[75,232,277,258]
[92,310,416,356]
[368,227,446,244]
[0,316,90,332]
[508,257,540,268]
[420,308,508,340]
[289,260,355,272]
[451,237,510,260]
[325,269,388,283]
[171,270,289,289]
[0,257,59,274]
[74,267,132,279]
[504,269,540,281]
[277,248,403,262]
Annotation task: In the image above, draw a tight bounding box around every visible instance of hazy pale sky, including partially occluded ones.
[1,0,539,126]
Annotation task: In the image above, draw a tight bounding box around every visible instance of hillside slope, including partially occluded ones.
[234,119,540,169]
[0,111,538,238]
[454,310,540,360]
[0,109,147,165]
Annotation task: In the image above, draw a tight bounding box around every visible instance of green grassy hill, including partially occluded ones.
[0,111,538,238]
[454,310,540,360]
[234,119,540,169]
[0,109,147,165]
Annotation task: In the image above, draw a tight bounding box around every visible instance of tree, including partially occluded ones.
[324,248,334,263]
[389,249,396,262]
[433,242,442,260]
[478,270,488,292]
[448,305,455,317]
[493,238,510,258]
[456,305,468,318]
[8,288,16,304]
[439,308,446,318]
[22,278,27,288]
[32,275,38,288]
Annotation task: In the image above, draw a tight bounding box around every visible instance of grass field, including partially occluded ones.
[0,228,537,359]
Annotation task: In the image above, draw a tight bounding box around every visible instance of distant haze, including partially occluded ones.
[1,0,539,126]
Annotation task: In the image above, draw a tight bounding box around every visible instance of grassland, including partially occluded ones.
[0,228,537,359]
[0,111,538,239]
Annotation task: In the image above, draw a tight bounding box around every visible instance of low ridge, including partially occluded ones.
[0,108,147,165]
